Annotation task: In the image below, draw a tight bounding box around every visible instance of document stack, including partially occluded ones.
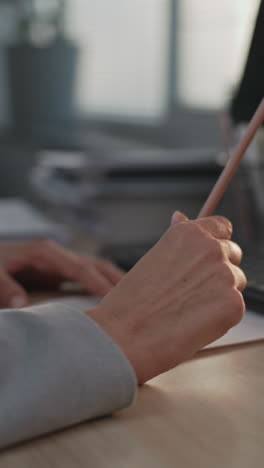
[30,148,220,250]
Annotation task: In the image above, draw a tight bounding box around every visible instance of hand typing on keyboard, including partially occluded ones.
[0,240,124,308]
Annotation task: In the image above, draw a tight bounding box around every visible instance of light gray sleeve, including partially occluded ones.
[0,301,137,449]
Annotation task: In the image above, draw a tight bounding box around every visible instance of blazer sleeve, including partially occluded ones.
[0,301,137,449]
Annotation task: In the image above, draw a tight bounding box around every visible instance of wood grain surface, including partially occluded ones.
[1,337,263,468]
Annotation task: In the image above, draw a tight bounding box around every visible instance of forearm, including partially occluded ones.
[0,302,137,449]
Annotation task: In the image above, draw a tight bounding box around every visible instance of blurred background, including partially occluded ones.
[0,0,263,262]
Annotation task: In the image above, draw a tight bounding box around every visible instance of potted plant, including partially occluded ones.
[0,0,78,138]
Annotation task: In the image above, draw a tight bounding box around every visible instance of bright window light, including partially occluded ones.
[66,0,169,119]
[176,0,260,109]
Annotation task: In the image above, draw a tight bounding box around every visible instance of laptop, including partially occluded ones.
[229,0,264,311]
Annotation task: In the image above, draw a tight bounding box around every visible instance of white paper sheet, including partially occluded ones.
[0,198,69,243]
[205,310,264,349]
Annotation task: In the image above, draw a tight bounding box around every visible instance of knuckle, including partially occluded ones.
[185,221,202,236]
[168,222,202,249]
[206,238,223,260]
[213,216,233,237]
[241,269,248,290]
[237,267,247,291]
[235,242,243,258]
[73,259,89,279]
[232,242,243,265]
[224,290,245,327]
[68,258,82,276]
[176,221,202,239]
[27,238,57,262]
[31,238,56,252]
[220,262,236,285]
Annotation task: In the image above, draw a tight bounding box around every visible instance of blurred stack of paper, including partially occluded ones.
[0,198,70,244]
[30,151,106,237]
[30,148,220,245]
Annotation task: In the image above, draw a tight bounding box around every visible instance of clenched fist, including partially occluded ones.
[88,212,247,384]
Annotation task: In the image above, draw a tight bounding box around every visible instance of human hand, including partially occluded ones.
[88,213,246,384]
[0,240,124,308]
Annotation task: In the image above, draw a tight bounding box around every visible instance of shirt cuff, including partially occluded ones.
[0,300,137,448]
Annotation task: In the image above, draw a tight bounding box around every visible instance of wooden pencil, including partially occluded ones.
[198,98,264,218]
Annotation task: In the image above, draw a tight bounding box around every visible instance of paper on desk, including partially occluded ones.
[0,198,70,244]
[204,310,264,349]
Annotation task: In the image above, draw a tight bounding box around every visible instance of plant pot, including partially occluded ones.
[6,37,78,136]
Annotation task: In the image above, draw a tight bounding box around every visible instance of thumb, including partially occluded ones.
[171,210,189,226]
[0,269,28,308]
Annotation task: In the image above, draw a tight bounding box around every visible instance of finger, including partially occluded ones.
[229,264,247,292]
[92,259,125,285]
[0,268,28,308]
[14,268,62,289]
[219,240,243,266]
[77,264,114,296]
[171,211,189,225]
[195,216,233,240]
[28,241,114,296]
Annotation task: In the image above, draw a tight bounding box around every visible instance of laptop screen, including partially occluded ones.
[231,0,264,124]
[226,0,264,245]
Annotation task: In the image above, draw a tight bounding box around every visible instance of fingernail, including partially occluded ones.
[9,296,26,309]
[171,211,181,224]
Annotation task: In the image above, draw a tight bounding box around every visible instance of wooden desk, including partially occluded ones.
[1,322,264,468]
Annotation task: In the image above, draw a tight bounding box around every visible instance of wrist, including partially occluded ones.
[85,305,142,383]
